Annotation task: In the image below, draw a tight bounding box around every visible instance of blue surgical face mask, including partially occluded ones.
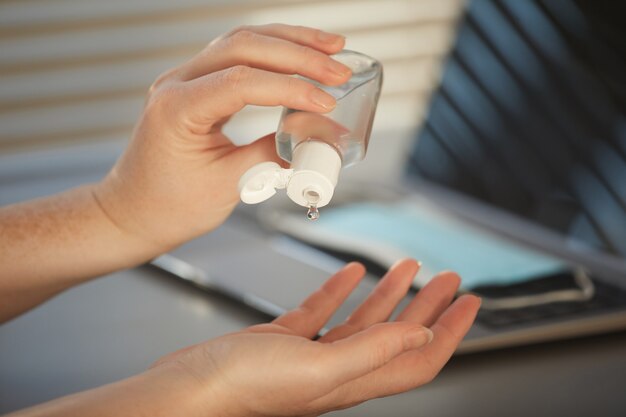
[287,201,566,289]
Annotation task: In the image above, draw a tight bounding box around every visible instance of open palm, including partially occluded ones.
[156,260,480,416]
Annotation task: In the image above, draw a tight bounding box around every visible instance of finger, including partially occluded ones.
[223,133,288,185]
[271,262,366,338]
[395,271,461,326]
[418,294,481,376]
[320,322,433,386]
[179,30,351,84]
[221,133,288,201]
[224,24,345,54]
[177,66,337,124]
[346,259,420,326]
[320,259,419,343]
[317,295,480,406]
[374,295,482,395]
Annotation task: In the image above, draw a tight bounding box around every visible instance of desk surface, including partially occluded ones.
[2,265,626,416]
[1,143,626,416]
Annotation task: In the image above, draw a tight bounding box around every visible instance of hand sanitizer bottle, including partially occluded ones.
[238,50,383,220]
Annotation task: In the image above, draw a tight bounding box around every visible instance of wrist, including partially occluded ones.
[136,363,217,417]
[93,156,213,255]
[90,178,173,257]
[145,361,242,417]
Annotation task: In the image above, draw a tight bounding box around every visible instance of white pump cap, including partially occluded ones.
[238,141,342,208]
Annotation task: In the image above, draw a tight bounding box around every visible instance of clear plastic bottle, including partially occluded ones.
[239,50,383,219]
[276,50,383,167]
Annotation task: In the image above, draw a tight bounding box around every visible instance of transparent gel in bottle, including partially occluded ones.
[239,50,383,220]
[277,50,383,168]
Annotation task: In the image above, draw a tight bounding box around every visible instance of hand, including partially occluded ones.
[152,260,481,416]
[93,24,352,250]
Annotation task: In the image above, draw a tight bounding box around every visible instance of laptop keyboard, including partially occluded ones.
[305,244,626,329]
[474,274,626,328]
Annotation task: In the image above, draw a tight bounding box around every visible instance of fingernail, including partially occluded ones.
[345,262,366,273]
[403,327,434,349]
[318,31,344,44]
[327,59,351,78]
[425,328,434,343]
[309,88,336,110]
[390,258,420,271]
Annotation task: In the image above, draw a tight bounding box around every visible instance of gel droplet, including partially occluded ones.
[306,205,320,221]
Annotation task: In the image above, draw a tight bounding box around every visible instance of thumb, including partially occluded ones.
[322,322,434,385]
[230,132,289,178]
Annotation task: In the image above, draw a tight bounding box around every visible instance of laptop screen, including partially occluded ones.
[406,0,626,265]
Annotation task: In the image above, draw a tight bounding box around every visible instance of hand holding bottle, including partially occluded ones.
[239,50,382,218]
[0,24,351,322]
[94,24,352,251]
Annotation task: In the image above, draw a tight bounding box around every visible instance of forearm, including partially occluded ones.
[6,364,212,417]
[0,184,163,322]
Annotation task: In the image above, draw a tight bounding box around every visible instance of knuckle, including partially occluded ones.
[285,76,310,107]
[437,322,459,342]
[289,24,309,34]
[229,28,257,46]
[268,22,287,31]
[296,45,327,72]
[228,25,252,36]
[298,44,316,62]
[208,32,228,48]
[371,340,393,369]
[145,83,179,114]
[211,26,253,50]
[147,68,177,97]
[221,65,251,90]
[285,75,300,94]
[310,27,323,40]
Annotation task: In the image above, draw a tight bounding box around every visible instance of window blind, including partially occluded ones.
[0,0,464,151]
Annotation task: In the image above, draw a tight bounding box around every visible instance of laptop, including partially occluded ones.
[153,0,626,353]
